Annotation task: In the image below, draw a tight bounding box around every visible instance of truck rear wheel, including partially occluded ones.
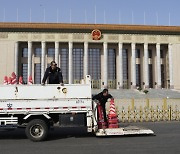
[25,119,48,142]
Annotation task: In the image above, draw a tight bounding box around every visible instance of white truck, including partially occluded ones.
[0,75,154,141]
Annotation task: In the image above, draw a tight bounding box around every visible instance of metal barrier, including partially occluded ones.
[74,80,81,84]
[108,80,116,89]
[106,98,180,122]
[91,80,101,89]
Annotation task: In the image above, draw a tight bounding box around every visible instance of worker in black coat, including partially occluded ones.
[42,61,63,85]
[92,89,113,122]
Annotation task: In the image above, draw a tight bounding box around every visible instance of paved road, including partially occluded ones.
[0,122,180,154]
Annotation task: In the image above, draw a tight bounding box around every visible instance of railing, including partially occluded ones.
[108,80,116,89]
[106,98,180,122]
[91,80,101,89]
[74,80,81,84]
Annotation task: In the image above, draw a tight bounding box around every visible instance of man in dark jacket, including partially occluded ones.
[92,89,113,122]
[42,61,63,85]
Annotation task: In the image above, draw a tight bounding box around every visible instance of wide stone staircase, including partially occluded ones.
[92,89,180,99]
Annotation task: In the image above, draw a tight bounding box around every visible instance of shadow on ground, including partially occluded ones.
[0,127,96,141]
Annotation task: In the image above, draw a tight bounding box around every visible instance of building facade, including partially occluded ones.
[0,23,180,89]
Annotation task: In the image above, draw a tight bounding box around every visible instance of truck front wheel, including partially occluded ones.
[25,119,48,142]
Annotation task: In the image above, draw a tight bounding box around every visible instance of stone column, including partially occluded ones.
[168,43,174,89]
[84,42,88,77]
[69,42,73,84]
[118,42,123,89]
[131,43,136,88]
[28,41,32,82]
[41,41,46,80]
[14,42,19,77]
[144,43,149,88]
[55,41,59,66]
[156,43,161,88]
[103,42,108,88]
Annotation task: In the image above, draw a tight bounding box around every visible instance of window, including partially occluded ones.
[136,64,141,87]
[34,63,41,84]
[60,48,69,82]
[160,50,164,58]
[22,48,28,57]
[73,48,84,80]
[161,64,165,88]
[136,49,140,58]
[34,48,41,57]
[148,49,152,58]
[47,48,55,58]
[149,64,153,88]
[108,49,116,80]
[123,49,128,88]
[22,64,28,84]
[88,49,101,80]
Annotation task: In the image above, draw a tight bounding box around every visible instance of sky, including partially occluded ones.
[0,0,180,26]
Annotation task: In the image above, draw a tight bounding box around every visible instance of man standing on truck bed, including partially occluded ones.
[92,89,113,123]
[42,61,63,85]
